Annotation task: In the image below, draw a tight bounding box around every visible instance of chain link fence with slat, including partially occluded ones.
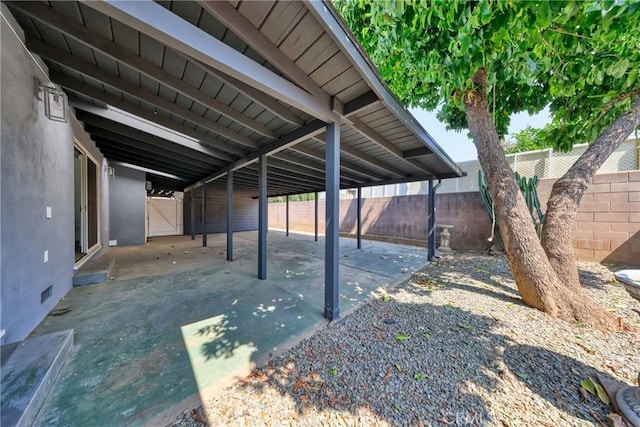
[438,138,639,194]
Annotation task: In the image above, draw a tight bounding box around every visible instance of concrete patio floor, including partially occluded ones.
[30,230,428,426]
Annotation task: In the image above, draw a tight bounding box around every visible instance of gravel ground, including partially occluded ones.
[169,252,640,426]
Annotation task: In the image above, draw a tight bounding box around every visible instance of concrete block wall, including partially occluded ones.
[268,193,494,250]
[537,171,639,265]
[270,199,326,235]
[270,170,639,266]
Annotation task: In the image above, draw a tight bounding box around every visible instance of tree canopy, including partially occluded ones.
[336,0,640,330]
[336,0,640,150]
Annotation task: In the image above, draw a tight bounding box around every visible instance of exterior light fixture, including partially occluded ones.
[34,78,68,122]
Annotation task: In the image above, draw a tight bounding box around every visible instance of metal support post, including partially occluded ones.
[356,186,362,249]
[258,155,267,279]
[227,171,233,261]
[190,190,195,240]
[202,183,208,247]
[427,178,436,260]
[285,195,289,237]
[314,192,319,242]
[324,122,340,320]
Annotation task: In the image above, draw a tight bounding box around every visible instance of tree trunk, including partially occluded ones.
[542,96,640,291]
[462,68,617,331]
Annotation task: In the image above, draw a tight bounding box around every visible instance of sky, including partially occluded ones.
[410,107,551,162]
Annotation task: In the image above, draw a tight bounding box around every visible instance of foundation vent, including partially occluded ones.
[41,285,53,303]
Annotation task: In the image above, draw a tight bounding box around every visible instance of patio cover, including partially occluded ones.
[7,0,463,195]
[6,0,464,320]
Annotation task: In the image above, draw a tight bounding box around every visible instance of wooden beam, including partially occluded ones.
[202,66,305,126]
[59,73,244,160]
[343,91,380,117]
[30,39,259,150]
[88,130,220,170]
[94,138,211,176]
[98,148,201,180]
[109,161,189,181]
[272,152,363,185]
[184,119,327,191]
[82,0,337,122]
[231,169,312,191]
[267,158,356,188]
[246,164,328,187]
[345,117,432,174]
[71,100,237,160]
[291,144,386,180]
[10,1,277,139]
[77,113,225,167]
[349,117,403,158]
[197,0,329,102]
[310,135,405,178]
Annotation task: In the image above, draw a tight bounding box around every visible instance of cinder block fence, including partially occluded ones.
[269,171,639,266]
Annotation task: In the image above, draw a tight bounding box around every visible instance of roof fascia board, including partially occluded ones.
[305,1,464,177]
[290,145,385,180]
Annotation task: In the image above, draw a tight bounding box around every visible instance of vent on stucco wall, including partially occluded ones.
[41,285,53,303]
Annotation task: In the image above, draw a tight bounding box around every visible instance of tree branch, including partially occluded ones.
[594,89,640,124]
[549,27,594,40]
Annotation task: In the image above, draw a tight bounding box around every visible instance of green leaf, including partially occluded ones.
[516,372,529,380]
[594,383,610,405]
[422,332,432,339]
[414,373,428,380]
[395,333,410,341]
[382,295,391,302]
[581,378,596,394]
[606,58,630,79]
[328,367,338,376]
[458,323,474,330]
[581,378,610,404]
